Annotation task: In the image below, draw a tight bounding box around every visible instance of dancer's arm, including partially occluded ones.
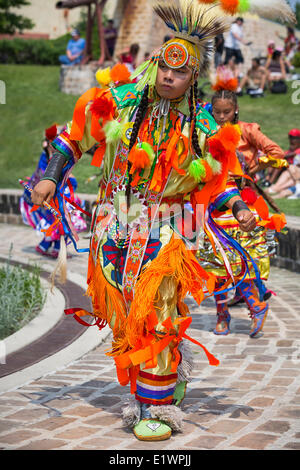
[226,195,256,232]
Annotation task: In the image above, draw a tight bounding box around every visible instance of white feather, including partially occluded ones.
[50,235,67,290]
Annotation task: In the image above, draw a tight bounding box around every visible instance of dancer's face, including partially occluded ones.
[212,98,237,127]
[156,60,195,100]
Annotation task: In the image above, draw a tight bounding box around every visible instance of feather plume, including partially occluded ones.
[153,0,230,42]
[50,235,67,290]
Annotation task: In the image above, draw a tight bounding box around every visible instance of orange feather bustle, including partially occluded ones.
[220,0,240,15]
[110,63,131,84]
[216,123,241,153]
[208,138,226,162]
[212,77,239,92]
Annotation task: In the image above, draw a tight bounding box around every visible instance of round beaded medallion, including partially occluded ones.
[162,42,189,69]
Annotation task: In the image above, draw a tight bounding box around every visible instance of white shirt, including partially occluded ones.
[225,23,243,50]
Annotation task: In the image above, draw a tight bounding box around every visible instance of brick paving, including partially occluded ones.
[0,223,300,450]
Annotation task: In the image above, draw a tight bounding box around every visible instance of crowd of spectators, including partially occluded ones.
[214,19,300,99]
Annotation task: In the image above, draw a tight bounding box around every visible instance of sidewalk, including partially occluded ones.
[0,224,299,450]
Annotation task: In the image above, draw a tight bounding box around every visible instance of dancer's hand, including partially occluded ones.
[31,180,56,206]
[236,210,256,232]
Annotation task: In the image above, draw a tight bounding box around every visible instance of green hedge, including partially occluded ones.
[0,251,46,340]
[0,36,68,65]
[292,52,300,69]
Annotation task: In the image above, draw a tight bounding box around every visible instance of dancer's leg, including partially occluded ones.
[213,280,231,335]
[237,279,269,337]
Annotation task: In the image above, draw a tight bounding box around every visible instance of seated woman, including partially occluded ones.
[267,155,300,198]
[263,129,300,187]
[265,49,287,92]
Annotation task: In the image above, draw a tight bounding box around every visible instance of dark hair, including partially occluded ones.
[211,90,239,124]
[235,17,244,23]
[130,43,140,56]
[272,50,282,61]
[252,57,260,66]
[126,85,149,205]
[190,81,203,158]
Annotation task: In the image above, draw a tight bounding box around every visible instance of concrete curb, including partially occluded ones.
[0,260,111,394]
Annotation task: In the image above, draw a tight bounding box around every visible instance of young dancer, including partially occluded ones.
[200,86,287,337]
[30,0,294,442]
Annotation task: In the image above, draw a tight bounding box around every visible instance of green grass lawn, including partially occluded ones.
[0,64,100,195]
[0,64,300,215]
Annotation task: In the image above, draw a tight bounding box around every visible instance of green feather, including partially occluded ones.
[188,159,206,183]
[140,142,155,162]
[238,0,250,13]
[104,120,123,143]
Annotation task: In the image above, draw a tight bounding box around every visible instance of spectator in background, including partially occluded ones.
[59,29,86,66]
[263,129,300,187]
[265,49,287,93]
[224,18,252,75]
[236,57,267,97]
[104,19,118,58]
[276,26,297,70]
[214,33,224,69]
[119,43,140,73]
[267,40,276,59]
[267,155,300,199]
[222,56,239,80]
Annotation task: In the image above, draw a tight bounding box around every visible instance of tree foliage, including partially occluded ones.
[0,0,34,34]
[295,2,300,29]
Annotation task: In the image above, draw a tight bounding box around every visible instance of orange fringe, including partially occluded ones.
[109,236,216,357]
[86,255,127,338]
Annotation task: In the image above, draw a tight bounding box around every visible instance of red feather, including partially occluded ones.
[45,124,58,141]
[90,96,114,119]
[241,187,258,205]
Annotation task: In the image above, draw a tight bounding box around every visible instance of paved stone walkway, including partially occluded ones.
[0,224,300,451]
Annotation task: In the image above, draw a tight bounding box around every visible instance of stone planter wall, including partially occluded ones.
[59,62,112,96]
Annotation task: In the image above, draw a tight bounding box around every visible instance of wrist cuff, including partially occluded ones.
[43,152,67,185]
[232,200,250,219]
